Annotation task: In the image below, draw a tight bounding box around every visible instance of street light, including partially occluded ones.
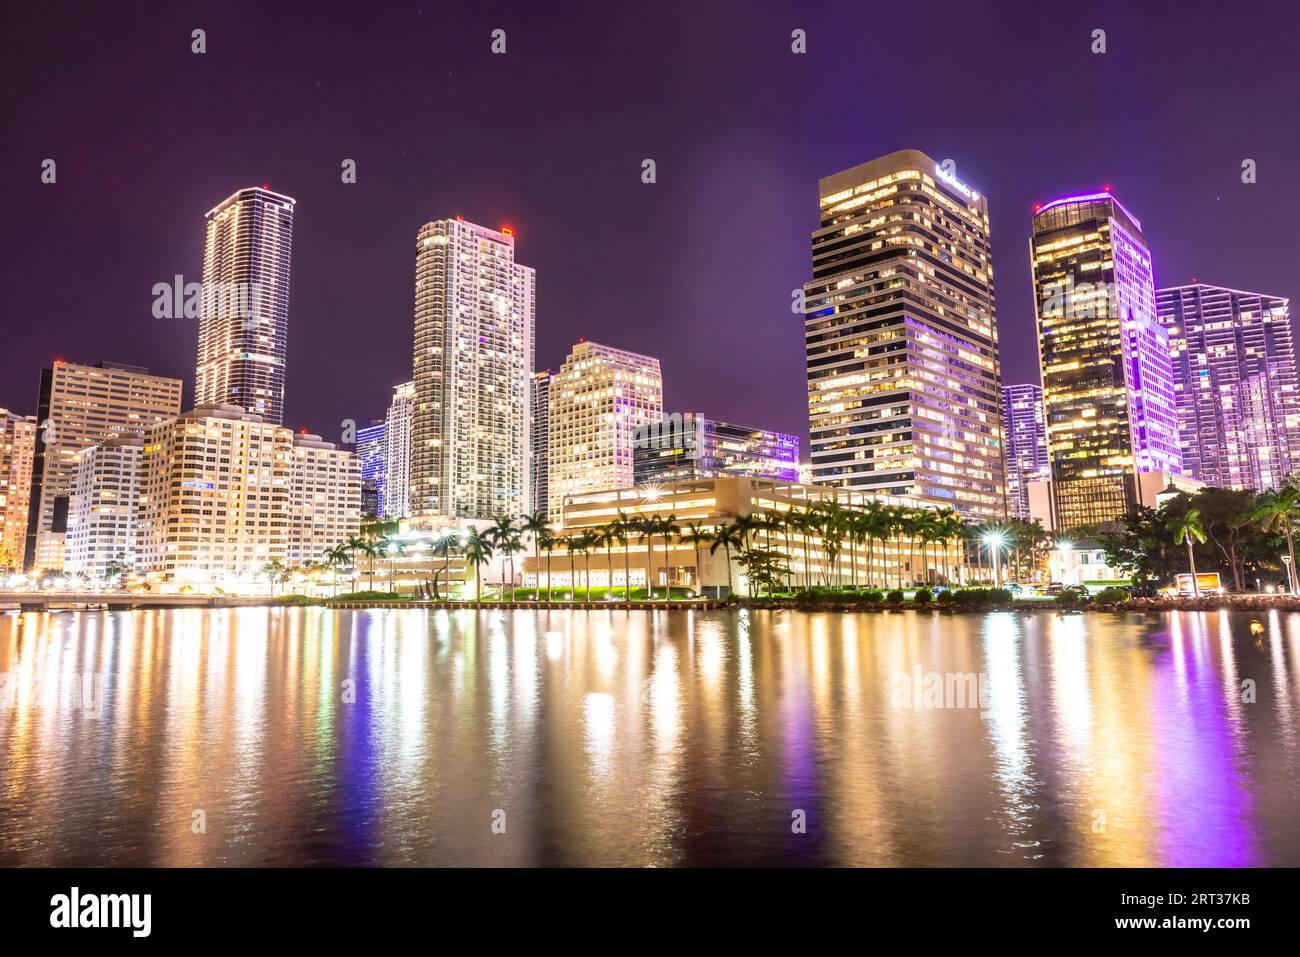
[982,529,1009,587]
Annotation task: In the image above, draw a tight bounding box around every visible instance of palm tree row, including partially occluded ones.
[317,498,1051,602]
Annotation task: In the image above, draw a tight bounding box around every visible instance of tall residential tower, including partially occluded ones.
[1031,190,1181,529]
[410,219,534,525]
[530,370,553,518]
[1000,383,1049,520]
[195,186,296,426]
[803,150,1005,519]
[1157,284,1300,491]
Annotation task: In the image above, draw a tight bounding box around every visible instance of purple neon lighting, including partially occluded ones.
[1035,191,1142,230]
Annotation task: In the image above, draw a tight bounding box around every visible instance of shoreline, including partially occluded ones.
[5,594,1300,614]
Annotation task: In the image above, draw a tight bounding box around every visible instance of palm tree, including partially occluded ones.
[538,529,558,601]
[808,502,844,589]
[563,534,584,600]
[344,534,371,592]
[324,545,349,597]
[653,514,681,598]
[488,516,520,595]
[614,511,634,602]
[385,537,406,594]
[463,529,494,600]
[498,533,525,599]
[261,559,286,597]
[709,522,743,597]
[861,502,888,588]
[678,521,713,596]
[519,511,551,601]
[373,537,390,592]
[1254,486,1300,594]
[431,531,459,600]
[630,516,655,599]
[1168,507,1208,597]
[598,521,621,598]
[579,529,602,600]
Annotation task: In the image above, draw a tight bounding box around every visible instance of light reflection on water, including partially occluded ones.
[0,607,1296,867]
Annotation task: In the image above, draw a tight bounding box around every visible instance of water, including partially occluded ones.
[0,606,1296,867]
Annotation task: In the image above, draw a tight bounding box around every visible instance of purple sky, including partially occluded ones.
[3,1,1298,449]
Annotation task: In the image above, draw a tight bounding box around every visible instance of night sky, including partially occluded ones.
[3,1,1298,450]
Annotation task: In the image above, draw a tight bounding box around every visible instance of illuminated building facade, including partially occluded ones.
[23,360,182,572]
[1000,383,1049,519]
[531,370,553,517]
[804,149,1005,519]
[356,420,386,517]
[383,380,415,519]
[0,409,37,572]
[633,412,800,486]
[1156,283,1300,491]
[65,434,144,581]
[287,432,361,567]
[547,340,662,524]
[524,476,969,596]
[411,219,534,525]
[1031,191,1181,529]
[136,404,292,584]
[136,404,359,587]
[195,186,296,426]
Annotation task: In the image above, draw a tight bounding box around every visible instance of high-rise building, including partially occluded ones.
[804,149,1005,519]
[530,370,553,517]
[195,186,296,426]
[382,380,415,519]
[1157,283,1300,491]
[633,412,800,486]
[1000,384,1049,520]
[410,219,534,525]
[23,360,183,572]
[287,432,362,567]
[548,340,662,524]
[0,409,37,572]
[135,403,359,587]
[356,420,386,518]
[1031,190,1182,529]
[65,434,144,581]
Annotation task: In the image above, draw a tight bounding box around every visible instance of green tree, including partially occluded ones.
[463,529,494,600]
[678,521,714,596]
[519,511,551,602]
[1253,486,1300,593]
[1168,507,1208,596]
[709,522,743,597]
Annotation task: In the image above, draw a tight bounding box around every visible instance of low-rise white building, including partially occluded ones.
[65,434,143,581]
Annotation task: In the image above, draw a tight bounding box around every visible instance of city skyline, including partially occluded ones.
[4,3,1297,448]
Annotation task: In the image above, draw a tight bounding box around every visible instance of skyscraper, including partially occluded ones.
[410,219,534,525]
[1157,284,1300,491]
[548,340,662,524]
[0,409,37,572]
[1032,190,1182,529]
[1000,384,1049,520]
[383,380,415,520]
[23,360,183,572]
[633,413,800,486]
[356,421,386,518]
[804,149,1005,519]
[195,186,296,426]
[531,370,553,518]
